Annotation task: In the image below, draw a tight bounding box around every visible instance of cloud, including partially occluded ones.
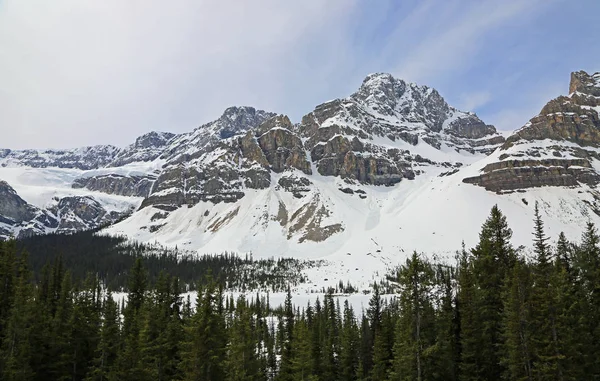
[0,0,594,150]
[393,0,546,84]
[458,91,492,111]
[0,0,358,149]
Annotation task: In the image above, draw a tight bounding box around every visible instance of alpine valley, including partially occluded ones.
[3,70,600,289]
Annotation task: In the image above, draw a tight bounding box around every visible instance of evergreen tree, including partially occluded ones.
[390,252,434,381]
[571,222,600,377]
[85,292,120,381]
[111,258,149,380]
[501,260,534,381]
[277,287,295,381]
[289,315,314,381]
[226,295,262,381]
[529,203,567,380]
[1,250,35,381]
[466,205,515,379]
[339,301,358,381]
[181,280,227,381]
[428,264,458,381]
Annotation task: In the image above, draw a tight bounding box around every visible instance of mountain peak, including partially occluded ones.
[217,106,277,139]
[133,131,176,149]
[569,70,600,97]
[354,73,405,102]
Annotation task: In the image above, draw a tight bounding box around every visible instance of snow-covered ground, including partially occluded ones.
[0,163,156,211]
[102,142,600,292]
[3,139,598,293]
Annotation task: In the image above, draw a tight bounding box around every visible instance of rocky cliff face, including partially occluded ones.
[298,73,503,186]
[72,174,155,197]
[109,131,176,167]
[0,180,41,225]
[1,73,505,243]
[48,196,122,233]
[464,70,600,193]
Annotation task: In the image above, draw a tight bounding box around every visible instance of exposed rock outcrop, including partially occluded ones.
[73,174,155,197]
[464,70,600,192]
[570,70,600,97]
[463,159,600,192]
[256,116,312,174]
[110,131,176,167]
[48,196,122,233]
[298,73,504,185]
[0,180,125,239]
[0,180,38,222]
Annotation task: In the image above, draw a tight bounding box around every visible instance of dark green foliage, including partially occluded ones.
[0,204,599,380]
[461,205,516,380]
[15,230,311,292]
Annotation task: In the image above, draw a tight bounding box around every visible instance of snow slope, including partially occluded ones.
[4,71,600,292]
[105,139,600,291]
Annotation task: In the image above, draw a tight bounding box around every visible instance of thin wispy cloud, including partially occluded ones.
[0,0,598,149]
[459,91,493,113]
[393,1,545,84]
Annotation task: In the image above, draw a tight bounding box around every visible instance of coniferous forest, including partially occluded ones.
[1,203,600,380]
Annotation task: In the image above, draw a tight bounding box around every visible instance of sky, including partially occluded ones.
[1,0,599,149]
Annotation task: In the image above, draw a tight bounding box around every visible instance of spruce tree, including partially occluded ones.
[390,252,434,381]
[181,280,227,381]
[529,203,567,380]
[571,223,600,377]
[339,300,358,381]
[466,205,515,379]
[501,259,534,381]
[277,287,295,381]
[457,244,480,381]
[85,292,120,381]
[226,295,262,381]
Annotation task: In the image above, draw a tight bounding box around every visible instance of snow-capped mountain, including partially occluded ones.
[2,71,600,288]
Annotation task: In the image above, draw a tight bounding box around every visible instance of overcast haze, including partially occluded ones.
[1,0,599,149]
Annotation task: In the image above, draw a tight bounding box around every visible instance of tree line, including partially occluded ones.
[15,231,312,292]
[1,202,599,380]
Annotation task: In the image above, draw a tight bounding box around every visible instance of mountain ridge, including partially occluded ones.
[2,70,600,288]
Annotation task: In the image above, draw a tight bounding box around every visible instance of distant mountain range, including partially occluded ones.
[2,70,599,288]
